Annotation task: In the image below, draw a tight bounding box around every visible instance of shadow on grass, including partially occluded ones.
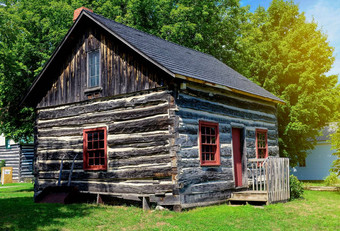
[0,195,101,231]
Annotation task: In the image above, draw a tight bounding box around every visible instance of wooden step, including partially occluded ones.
[231,191,267,201]
[228,191,268,205]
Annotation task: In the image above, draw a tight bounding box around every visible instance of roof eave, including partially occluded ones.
[174,74,285,105]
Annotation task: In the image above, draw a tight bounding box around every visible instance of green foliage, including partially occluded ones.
[234,0,339,166]
[0,0,246,142]
[0,160,5,168]
[330,93,340,176]
[289,175,304,199]
[324,172,340,186]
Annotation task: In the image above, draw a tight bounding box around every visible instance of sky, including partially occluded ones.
[240,0,340,82]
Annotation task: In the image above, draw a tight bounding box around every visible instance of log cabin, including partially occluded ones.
[21,8,288,209]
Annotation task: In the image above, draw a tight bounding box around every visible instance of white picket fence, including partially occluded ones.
[248,157,290,203]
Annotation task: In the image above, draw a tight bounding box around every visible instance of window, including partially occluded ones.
[256,129,268,159]
[88,50,100,88]
[199,121,220,166]
[5,138,10,149]
[83,127,107,170]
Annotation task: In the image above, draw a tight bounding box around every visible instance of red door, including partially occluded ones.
[232,128,242,187]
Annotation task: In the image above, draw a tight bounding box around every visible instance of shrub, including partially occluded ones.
[0,160,5,168]
[290,175,304,200]
[324,172,340,186]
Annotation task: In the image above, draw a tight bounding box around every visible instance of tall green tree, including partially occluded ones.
[234,0,339,166]
[330,86,340,176]
[0,0,246,142]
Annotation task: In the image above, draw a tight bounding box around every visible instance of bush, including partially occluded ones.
[324,172,340,186]
[290,175,304,199]
[0,160,5,168]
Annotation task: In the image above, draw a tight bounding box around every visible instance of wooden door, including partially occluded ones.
[232,128,242,187]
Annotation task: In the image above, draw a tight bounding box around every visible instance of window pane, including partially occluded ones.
[94,141,98,149]
[88,133,92,141]
[99,141,104,148]
[88,142,92,149]
[206,153,210,161]
[89,159,94,165]
[99,131,104,140]
[94,132,98,140]
[211,127,215,135]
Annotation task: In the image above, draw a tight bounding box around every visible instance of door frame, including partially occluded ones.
[231,124,245,188]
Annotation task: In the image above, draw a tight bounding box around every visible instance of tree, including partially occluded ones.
[330,86,340,176]
[0,0,246,142]
[233,0,339,166]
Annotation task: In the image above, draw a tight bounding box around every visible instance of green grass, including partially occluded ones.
[1,183,339,230]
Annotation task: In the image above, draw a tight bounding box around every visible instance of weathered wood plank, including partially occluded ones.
[109,145,171,159]
[38,180,175,194]
[39,165,174,180]
[109,116,172,134]
[38,91,170,120]
[37,104,169,129]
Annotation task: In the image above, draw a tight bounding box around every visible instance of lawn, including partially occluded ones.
[0,183,339,231]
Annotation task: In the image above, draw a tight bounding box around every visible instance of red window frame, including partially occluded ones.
[256,129,268,159]
[83,127,107,170]
[199,121,220,166]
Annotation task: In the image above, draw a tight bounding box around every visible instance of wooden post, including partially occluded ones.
[142,197,150,211]
[97,194,103,204]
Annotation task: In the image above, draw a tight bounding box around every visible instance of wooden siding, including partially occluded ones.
[37,27,169,108]
[174,83,279,207]
[0,145,20,181]
[0,144,33,181]
[20,144,34,179]
[35,90,179,202]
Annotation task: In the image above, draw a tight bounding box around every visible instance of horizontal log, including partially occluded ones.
[37,180,175,194]
[108,133,172,146]
[39,162,83,171]
[109,155,172,168]
[37,104,169,129]
[177,110,276,130]
[38,151,83,160]
[37,141,82,150]
[178,168,233,188]
[149,194,180,205]
[109,145,171,159]
[182,86,276,114]
[38,128,83,137]
[38,166,175,180]
[109,116,173,134]
[38,91,170,120]
[176,94,276,123]
[108,140,168,149]
[181,181,234,194]
[181,190,231,205]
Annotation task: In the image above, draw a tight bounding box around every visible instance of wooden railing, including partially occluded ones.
[248,157,290,203]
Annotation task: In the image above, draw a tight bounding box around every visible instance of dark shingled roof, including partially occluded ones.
[86,11,283,103]
[22,10,284,106]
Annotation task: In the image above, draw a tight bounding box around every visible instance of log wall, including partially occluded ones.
[0,145,20,181]
[0,144,34,181]
[174,84,279,207]
[35,90,179,203]
[37,27,170,108]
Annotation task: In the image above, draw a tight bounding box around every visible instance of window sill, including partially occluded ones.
[84,86,102,95]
